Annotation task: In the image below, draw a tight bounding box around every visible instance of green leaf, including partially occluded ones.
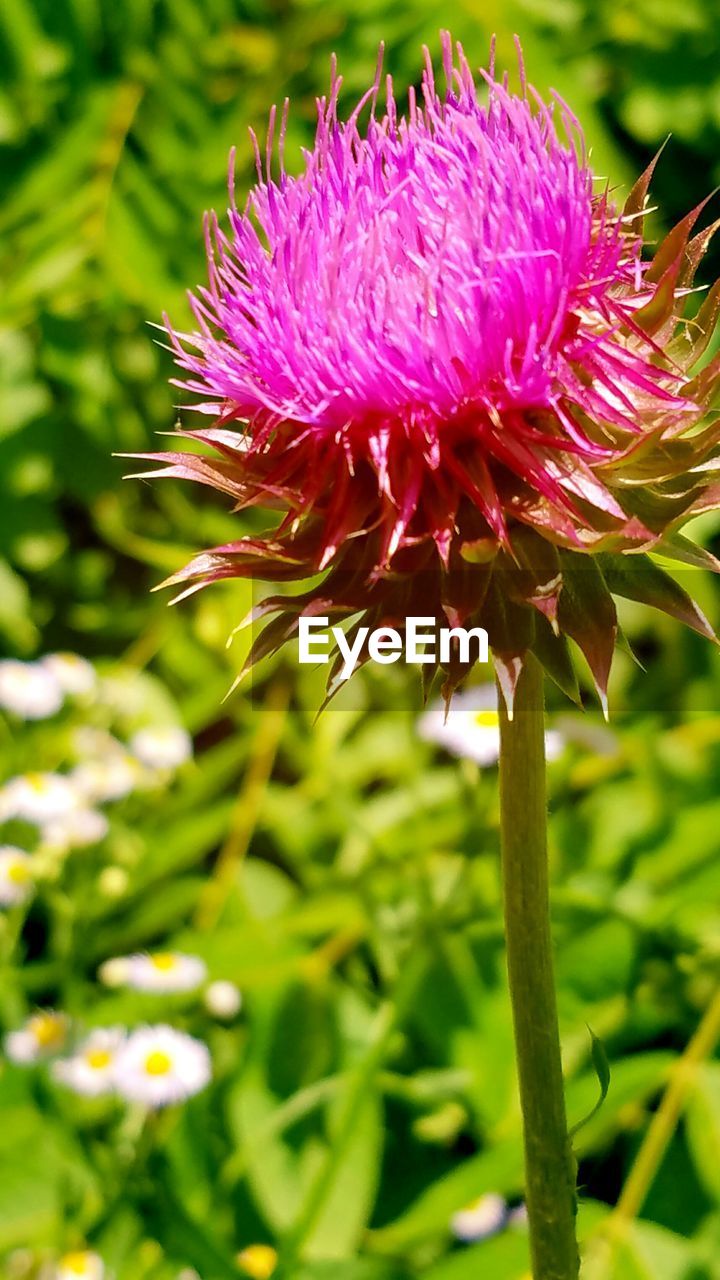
[88,876,207,958]
[686,1062,720,1202]
[421,1230,530,1279]
[230,978,384,1258]
[144,1165,240,1280]
[568,1052,675,1158]
[568,1028,611,1139]
[305,1091,384,1259]
[612,1220,701,1280]
[291,1262,407,1280]
[0,556,37,650]
[0,1099,98,1252]
[557,920,637,1000]
[367,1140,524,1254]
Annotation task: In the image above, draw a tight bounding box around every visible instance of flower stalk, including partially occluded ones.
[498,655,579,1279]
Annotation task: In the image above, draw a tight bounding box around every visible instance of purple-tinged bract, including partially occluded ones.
[134,34,720,709]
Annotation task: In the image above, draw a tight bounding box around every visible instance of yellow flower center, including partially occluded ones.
[474,710,499,729]
[237,1244,278,1278]
[7,860,29,885]
[59,1253,93,1275]
[26,773,48,793]
[144,1050,173,1076]
[31,1013,65,1048]
[149,952,178,971]
[85,1048,112,1070]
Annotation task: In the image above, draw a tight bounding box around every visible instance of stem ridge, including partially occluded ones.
[498,655,580,1280]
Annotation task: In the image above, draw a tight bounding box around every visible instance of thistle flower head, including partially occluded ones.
[136,34,720,710]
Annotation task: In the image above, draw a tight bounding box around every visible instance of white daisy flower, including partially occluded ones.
[204,980,242,1020]
[451,1193,507,1243]
[52,1028,125,1098]
[129,726,193,771]
[42,653,97,698]
[41,808,109,850]
[70,756,140,804]
[98,956,131,988]
[0,773,80,824]
[113,1025,211,1107]
[0,846,33,906]
[123,951,208,994]
[5,1010,68,1063]
[0,659,64,720]
[55,1250,105,1279]
[418,687,564,767]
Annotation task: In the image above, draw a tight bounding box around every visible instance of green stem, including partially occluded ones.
[609,981,720,1223]
[497,655,579,1280]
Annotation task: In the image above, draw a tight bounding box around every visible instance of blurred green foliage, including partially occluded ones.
[2,1,720,1278]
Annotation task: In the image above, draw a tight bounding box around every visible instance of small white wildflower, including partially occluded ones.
[0,772,80,824]
[55,1251,105,1279]
[451,1193,507,1243]
[129,726,193,771]
[52,1028,125,1098]
[113,1025,211,1107]
[70,756,140,804]
[124,951,208,994]
[204,980,242,1019]
[419,687,563,767]
[98,956,131,988]
[41,808,109,850]
[5,1010,68,1064]
[43,653,97,698]
[0,659,64,720]
[0,846,33,906]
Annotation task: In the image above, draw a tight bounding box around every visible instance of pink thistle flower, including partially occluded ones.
[132,34,720,711]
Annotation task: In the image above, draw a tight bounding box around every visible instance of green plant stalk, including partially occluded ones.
[498,655,580,1280]
[610,980,720,1220]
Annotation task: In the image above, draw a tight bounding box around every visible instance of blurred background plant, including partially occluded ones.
[2,0,720,1277]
